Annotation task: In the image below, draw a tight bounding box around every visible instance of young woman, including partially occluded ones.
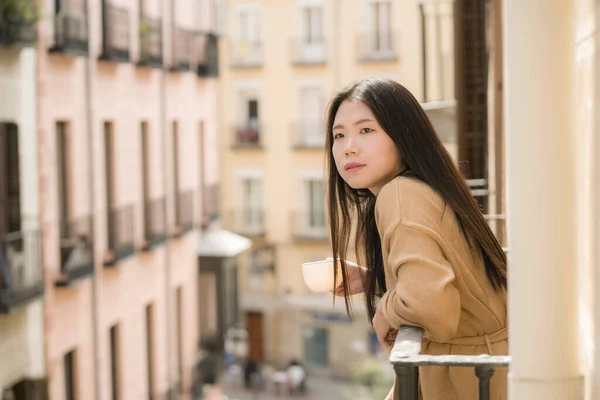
[327,78,507,400]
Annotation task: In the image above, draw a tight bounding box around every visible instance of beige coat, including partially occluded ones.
[376,176,507,400]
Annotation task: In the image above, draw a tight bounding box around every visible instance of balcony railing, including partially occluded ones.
[138,15,162,67]
[196,32,219,77]
[200,184,220,229]
[233,123,261,147]
[99,2,130,62]
[0,230,43,313]
[391,326,510,400]
[291,38,326,65]
[0,3,37,47]
[170,27,195,71]
[55,215,94,287]
[104,204,135,266]
[231,40,262,67]
[291,122,325,148]
[291,211,328,241]
[228,208,264,236]
[357,31,398,61]
[143,197,166,250]
[51,11,88,54]
[175,190,194,236]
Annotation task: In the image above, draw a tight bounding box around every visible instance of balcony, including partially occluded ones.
[142,197,166,251]
[138,15,162,68]
[54,215,94,287]
[291,122,326,149]
[232,122,261,148]
[291,211,328,241]
[0,2,37,47]
[196,32,219,77]
[199,184,220,229]
[103,204,135,267]
[391,326,510,400]
[99,2,130,63]
[230,40,262,68]
[174,190,194,237]
[357,31,398,62]
[50,11,88,55]
[0,230,43,313]
[170,27,195,72]
[291,38,326,65]
[228,208,264,237]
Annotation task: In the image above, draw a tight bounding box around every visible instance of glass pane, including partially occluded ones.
[303,327,329,366]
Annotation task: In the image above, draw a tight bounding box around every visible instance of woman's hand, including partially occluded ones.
[333,259,368,297]
[373,299,398,348]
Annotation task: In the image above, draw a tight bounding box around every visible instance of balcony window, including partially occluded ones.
[293,86,325,147]
[170,27,195,71]
[231,177,263,235]
[292,6,325,64]
[51,0,88,54]
[0,0,37,47]
[55,215,94,287]
[293,179,327,240]
[196,32,219,77]
[234,98,260,147]
[99,1,130,63]
[142,197,166,250]
[138,15,162,67]
[175,190,194,236]
[104,204,135,266]
[358,0,396,61]
[231,6,261,67]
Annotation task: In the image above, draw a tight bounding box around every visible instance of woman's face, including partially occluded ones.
[331,100,404,195]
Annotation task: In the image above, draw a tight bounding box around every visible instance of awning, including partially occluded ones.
[196,228,252,258]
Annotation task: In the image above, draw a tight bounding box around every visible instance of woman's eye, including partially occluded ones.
[360,127,373,134]
[333,133,344,139]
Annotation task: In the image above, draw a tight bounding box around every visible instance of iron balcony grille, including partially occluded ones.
[99,2,130,62]
[231,40,262,68]
[196,32,219,77]
[52,11,88,54]
[104,204,135,266]
[55,214,94,287]
[139,15,162,67]
[0,2,37,47]
[291,38,326,65]
[143,197,167,250]
[357,30,398,62]
[175,190,194,236]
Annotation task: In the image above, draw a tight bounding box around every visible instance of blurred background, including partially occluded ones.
[0,0,597,399]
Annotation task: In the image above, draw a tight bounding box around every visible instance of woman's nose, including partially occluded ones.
[344,137,358,155]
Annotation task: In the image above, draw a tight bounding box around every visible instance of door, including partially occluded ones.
[245,312,264,363]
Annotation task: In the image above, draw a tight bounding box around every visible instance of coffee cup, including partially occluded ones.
[301,257,341,292]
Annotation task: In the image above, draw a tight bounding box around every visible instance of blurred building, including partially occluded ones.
[218,0,460,378]
[2,0,227,398]
[0,1,46,397]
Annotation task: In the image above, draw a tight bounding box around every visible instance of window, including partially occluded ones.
[242,178,262,230]
[175,287,184,390]
[306,180,325,230]
[303,327,329,366]
[56,122,71,232]
[236,87,260,144]
[302,6,322,44]
[64,350,76,400]
[232,5,261,66]
[367,0,392,53]
[237,7,259,44]
[0,123,21,236]
[298,85,324,146]
[109,324,120,400]
[172,121,181,224]
[145,304,155,399]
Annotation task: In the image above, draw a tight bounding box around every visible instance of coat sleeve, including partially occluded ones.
[379,223,461,343]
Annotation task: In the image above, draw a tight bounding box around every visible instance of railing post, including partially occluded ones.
[394,365,419,399]
[474,365,494,400]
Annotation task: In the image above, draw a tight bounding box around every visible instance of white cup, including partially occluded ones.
[301,257,341,292]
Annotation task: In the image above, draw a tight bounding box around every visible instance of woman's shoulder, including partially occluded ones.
[376,176,446,226]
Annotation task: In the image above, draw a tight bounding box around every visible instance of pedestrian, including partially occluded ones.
[286,359,306,396]
[326,78,508,400]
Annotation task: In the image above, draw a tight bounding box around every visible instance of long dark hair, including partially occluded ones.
[325,78,507,323]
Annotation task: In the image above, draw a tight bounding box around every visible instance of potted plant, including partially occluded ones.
[0,0,40,44]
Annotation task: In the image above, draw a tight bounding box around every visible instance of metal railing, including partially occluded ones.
[171,27,195,71]
[176,190,194,234]
[56,215,94,286]
[391,326,510,400]
[231,40,262,67]
[53,11,88,53]
[291,122,325,148]
[139,15,162,67]
[233,123,261,147]
[291,38,326,65]
[291,211,328,240]
[200,183,220,228]
[0,230,43,313]
[0,4,37,46]
[105,204,135,266]
[228,209,264,236]
[196,32,219,77]
[143,197,167,248]
[100,2,130,62]
[357,31,398,61]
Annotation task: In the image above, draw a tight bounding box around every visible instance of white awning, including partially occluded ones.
[196,228,252,258]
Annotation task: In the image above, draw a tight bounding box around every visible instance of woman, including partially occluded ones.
[327,78,507,399]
